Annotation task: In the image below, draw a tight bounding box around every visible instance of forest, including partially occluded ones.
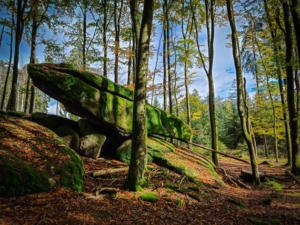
[0,0,300,224]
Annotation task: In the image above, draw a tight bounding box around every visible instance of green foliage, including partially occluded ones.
[140,192,158,203]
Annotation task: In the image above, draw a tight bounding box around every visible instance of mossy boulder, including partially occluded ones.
[30,112,78,130]
[116,137,175,164]
[0,114,84,197]
[27,63,192,141]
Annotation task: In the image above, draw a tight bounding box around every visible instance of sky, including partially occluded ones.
[0,12,256,115]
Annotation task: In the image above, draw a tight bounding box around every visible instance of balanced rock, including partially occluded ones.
[27,63,192,141]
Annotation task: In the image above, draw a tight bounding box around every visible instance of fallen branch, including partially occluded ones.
[217,167,237,188]
[93,167,128,177]
[218,168,251,189]
[36,212,46,225]
[285,170,300,184]
[187,142,250,164]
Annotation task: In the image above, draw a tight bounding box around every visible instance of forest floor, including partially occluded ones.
[0,116,300,224]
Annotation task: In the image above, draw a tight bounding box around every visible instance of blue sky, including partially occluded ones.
[0,16,256,115]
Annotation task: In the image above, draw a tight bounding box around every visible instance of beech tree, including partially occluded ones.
[226,0,260,184]
[125,0,154,191]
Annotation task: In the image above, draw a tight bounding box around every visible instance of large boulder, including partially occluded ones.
[0,114,84,197]
[27,63,192,141]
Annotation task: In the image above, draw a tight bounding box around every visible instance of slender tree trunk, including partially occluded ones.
[1,9,14,110]
[125,0,154,191]
[267,76,279,162]
[264,0,292,164]
[114,0,123,84]
[102,0,108,77]
[151,31,162,105]
[290,0,300,65]
[127,35,132,85]
[180,1,191,128]
[263,135,268,157]
[7,0,27,111]
[24,10,37,113]
[129,0,139,83]
[0,25,4,48]
[226,0,260,184]
[282,1,300,175]
[82,4,87,70]
[206,0,218,166]
[163,2,167,112]
[166,1,172,115]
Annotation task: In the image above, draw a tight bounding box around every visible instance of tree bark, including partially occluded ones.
[114,0,123,84]
[1,8,14,110]
[125,0,154,191]
[102,0,108,77]
[7,0,28,111]
[226,0,260,184]
[24,9,37,113]
[282,1,300,175]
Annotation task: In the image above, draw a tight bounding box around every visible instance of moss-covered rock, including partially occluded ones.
[53,125,80,150]
[116,137,175,164]
[0,114,84,197]
[31,112,78,130]
[27,63,192,141]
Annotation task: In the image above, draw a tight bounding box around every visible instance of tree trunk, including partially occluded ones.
[114,0,123,84]
[163,1,167,112]
[24,10,37,113]
[282,1,300,175]
[226,0,260,184]
[129,0,139,84]
[166,1,172,115]
[125,0,154,191]
[1,10,14,110]
[102,0,108,77]
[264,0,292,164]
[7,0,26,111]
[0,25,4,48]
[82,3,87,70]
[263,135,268,157]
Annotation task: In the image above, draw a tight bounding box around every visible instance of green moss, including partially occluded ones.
[265,181,283,194]
[58,146,84,191]
[175,199,184,206]
[140,192,158,203]
[0,155,49,197]
[164,183,180,190]
[188,186,200,192]
[28,63,193,141]
[6,111,27,118]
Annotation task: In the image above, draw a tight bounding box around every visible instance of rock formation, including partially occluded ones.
[27,63,192,141]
